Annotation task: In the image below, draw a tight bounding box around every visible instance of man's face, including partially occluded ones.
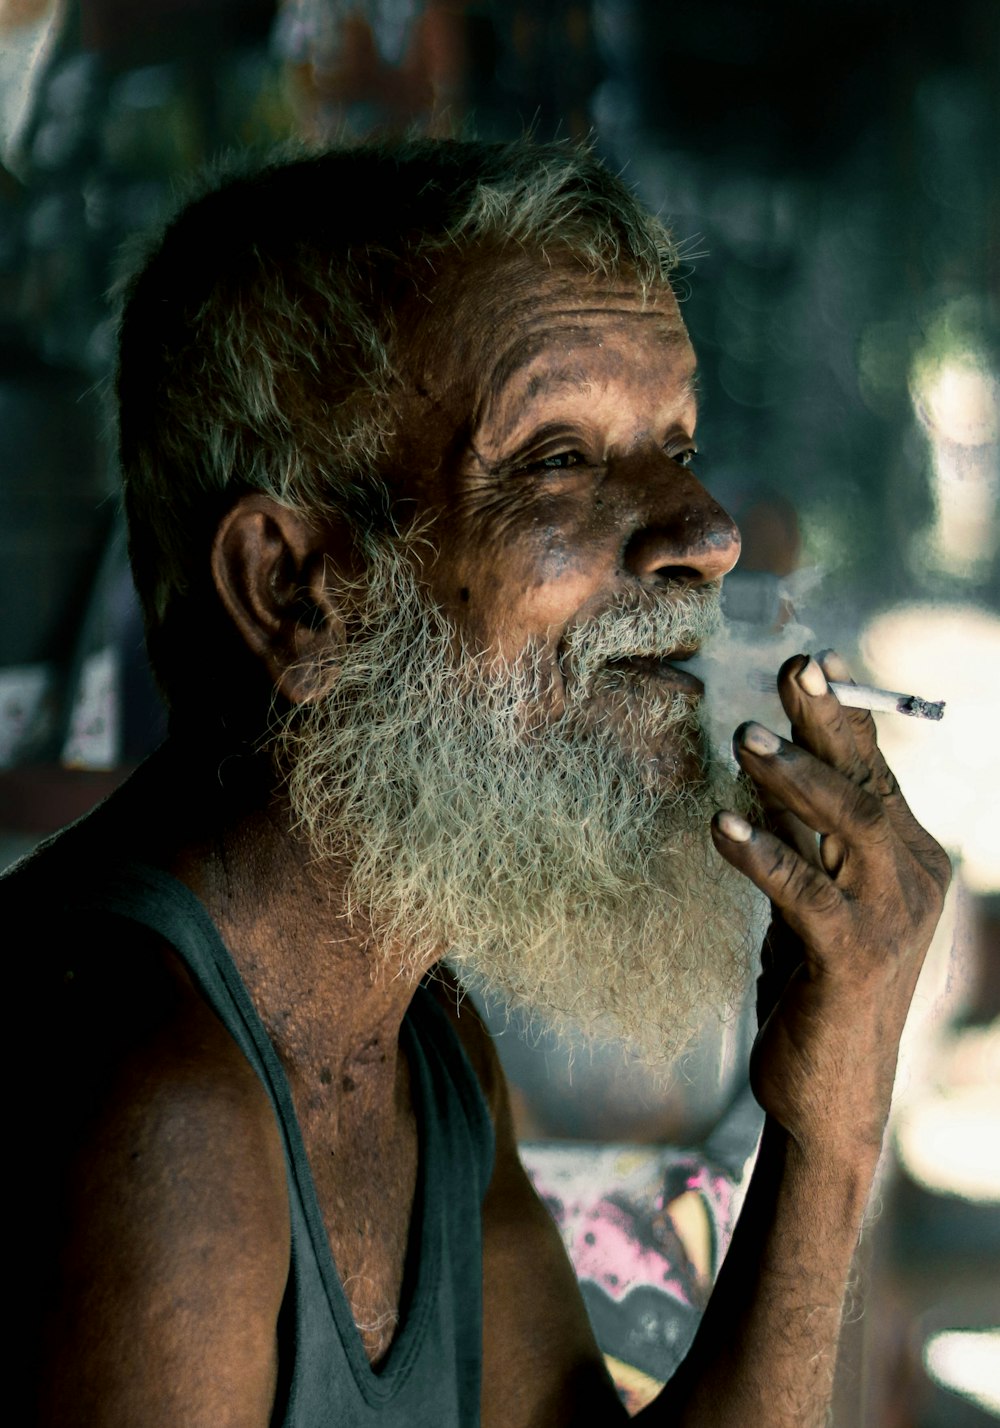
[387,248,741,782]
[278,250,761,1064]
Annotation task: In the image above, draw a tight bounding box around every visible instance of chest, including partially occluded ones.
[291,1068,421,1367]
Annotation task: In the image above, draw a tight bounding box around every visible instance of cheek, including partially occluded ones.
[464,517,616,642]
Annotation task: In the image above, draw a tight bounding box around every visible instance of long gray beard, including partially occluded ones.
[276,538,764,1067]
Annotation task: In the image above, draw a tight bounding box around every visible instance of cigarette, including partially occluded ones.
[749,670,946,720]
[828,681,946,721]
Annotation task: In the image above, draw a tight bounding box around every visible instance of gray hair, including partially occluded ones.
[115,138,679,705]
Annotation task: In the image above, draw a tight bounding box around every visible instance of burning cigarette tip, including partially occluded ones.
[895,694,946,722]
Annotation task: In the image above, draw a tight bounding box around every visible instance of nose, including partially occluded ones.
[618,457,741,588]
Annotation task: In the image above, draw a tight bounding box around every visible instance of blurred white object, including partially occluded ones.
[0,0,63,172]
[0,663,55,767]
[910,308,1000,577]
[924,1329,1000,1416]
[861,603,1000,893]
[895,1089,1000,1204]
[61,646,120,771]
[895,1022,1000,1204]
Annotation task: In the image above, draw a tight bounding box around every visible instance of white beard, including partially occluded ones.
[276,536,764,1067]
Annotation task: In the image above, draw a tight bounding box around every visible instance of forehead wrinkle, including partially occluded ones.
[475,318,684,429]
[420,263,692,459]
[472,327,553,433]
[524,366,598,401]
[476,339,698,449]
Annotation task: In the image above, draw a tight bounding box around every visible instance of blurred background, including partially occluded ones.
[1,1,997,1422]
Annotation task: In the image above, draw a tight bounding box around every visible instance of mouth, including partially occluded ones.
[601,649,704,697]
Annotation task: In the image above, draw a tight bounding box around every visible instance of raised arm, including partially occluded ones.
[646,649,950,1424]
[471,649,948,1428]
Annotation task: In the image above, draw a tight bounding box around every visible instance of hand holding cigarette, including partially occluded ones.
[711,647,951,1200]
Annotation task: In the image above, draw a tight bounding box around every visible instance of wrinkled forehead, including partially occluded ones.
[396,246,690,415]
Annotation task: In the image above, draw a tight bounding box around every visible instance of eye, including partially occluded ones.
[539,450,585,470]
[666,444,699,469]
[512,449,587,475]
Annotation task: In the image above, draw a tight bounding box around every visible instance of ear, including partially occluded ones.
[211,493,346,704]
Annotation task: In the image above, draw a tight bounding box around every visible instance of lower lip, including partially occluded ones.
[605,657,704,697]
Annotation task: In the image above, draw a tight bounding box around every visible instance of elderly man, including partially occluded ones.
[11,140,948,1425]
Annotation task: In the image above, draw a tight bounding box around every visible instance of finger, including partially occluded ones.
[732,724,951,909]
[732,721,890,856]
[766,804,821,867]
[819,832,846,877]
[776,653,872,787]
[817,649,924,827]
[712,811,843,953]
[748,757,820,864]
[761,787,842,873]
[817,649,883,766]
[737,735,820,863]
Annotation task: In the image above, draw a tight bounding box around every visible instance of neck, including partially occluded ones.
[111,736,439,1091]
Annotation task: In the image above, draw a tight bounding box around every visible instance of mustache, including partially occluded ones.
[558,582,724,686]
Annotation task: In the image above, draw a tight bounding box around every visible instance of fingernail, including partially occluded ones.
[797,656,828,697]
[741,722,782,756]
[716,810,753,842]
[818,648,853,683]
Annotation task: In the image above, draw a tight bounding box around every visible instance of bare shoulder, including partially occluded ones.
[17,896,289,1426]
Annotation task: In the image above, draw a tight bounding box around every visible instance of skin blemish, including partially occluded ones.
[319,1066,333,1085]
[459,586,470,602]
[342,1075,357,1093]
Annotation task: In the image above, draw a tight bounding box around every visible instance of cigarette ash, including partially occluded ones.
[898,694,946,721]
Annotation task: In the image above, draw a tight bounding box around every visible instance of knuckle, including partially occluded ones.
[899,832,952,904]
[769,845,839,914]
[865,761,900,800]
[840,783,886,839]
[925,839,954,893]
[808,875,843,918]
[847,709,879,749]
[891,854,950,943]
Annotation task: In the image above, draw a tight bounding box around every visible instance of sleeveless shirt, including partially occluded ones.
[23,857,495,1427]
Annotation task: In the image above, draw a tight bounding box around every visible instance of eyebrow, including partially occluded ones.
[484,313,689,392]
[478,330,697,442]
[521,365,700,405]
[523,366,598,400]
[488,366,699,435]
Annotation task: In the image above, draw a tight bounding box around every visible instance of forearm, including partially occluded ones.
[639,1117,878,1428]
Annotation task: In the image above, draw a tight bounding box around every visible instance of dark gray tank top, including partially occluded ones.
[68,862,495,1427]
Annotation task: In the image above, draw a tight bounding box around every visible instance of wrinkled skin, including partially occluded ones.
[385,249,739,783]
